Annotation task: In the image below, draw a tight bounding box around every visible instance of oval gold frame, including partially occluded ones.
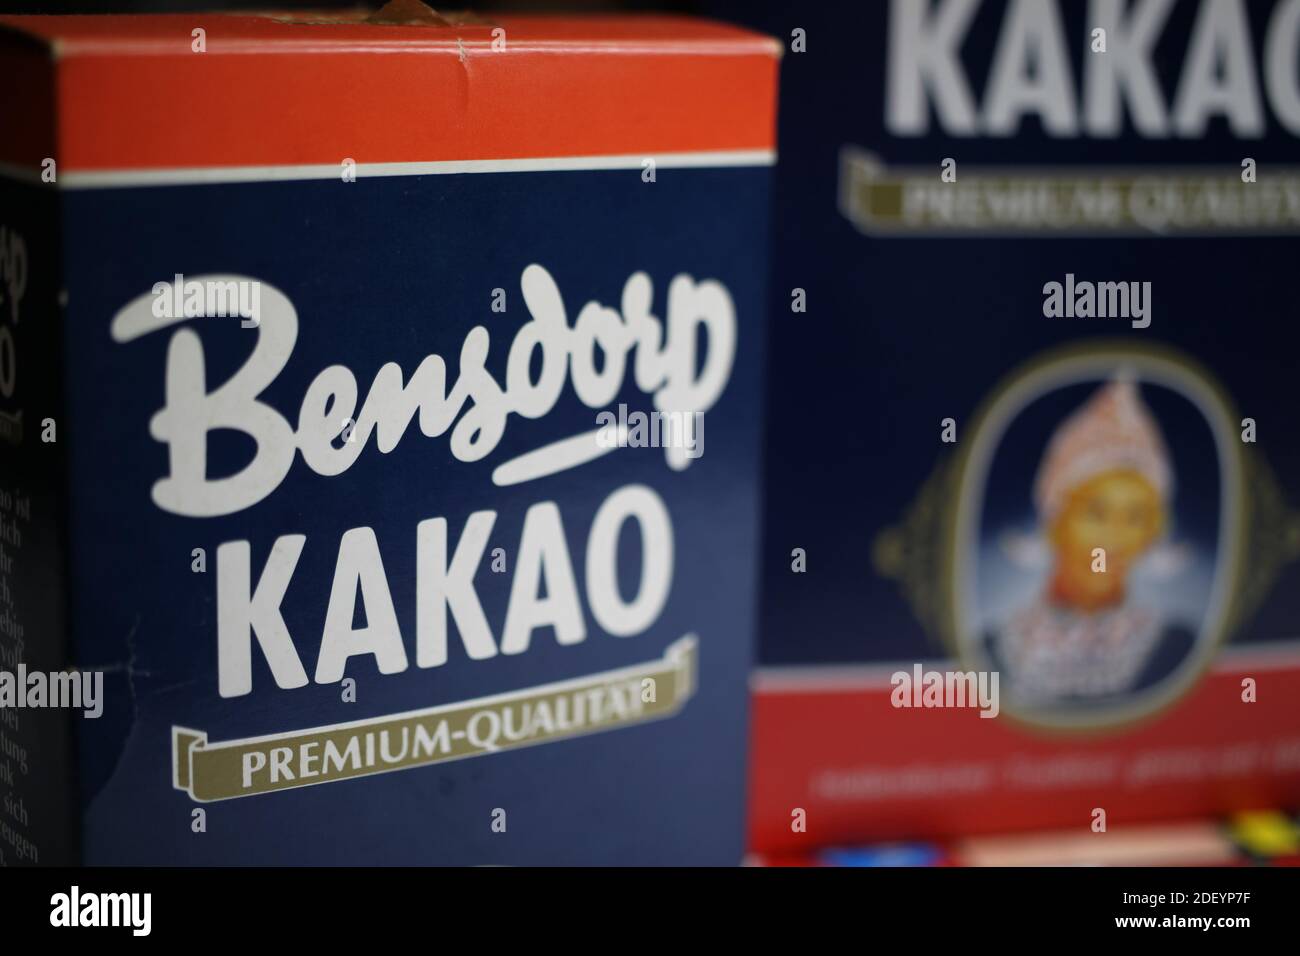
[944,341,1246,733]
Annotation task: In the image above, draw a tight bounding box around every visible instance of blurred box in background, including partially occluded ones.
[712,0,1300,853]
[0,7,778,864]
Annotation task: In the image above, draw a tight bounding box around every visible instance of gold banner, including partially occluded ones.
[173,636,697,802]
[839,148,1300,236]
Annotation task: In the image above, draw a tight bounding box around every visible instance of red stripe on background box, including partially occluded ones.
[749,665,1300,854]
[0,13,779,172]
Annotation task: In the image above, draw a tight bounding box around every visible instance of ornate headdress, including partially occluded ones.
[1033,376,1172,523]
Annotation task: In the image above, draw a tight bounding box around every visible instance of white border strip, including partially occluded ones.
[0,150,775,190]
[752,640,1300,693]
[1218,638,1300,668]
[751,661,953,692]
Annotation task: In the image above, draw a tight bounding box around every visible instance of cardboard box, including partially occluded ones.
[0,8,778,864]
[715,0,1300,852]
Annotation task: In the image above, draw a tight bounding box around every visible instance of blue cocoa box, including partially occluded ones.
[711,0,1300,852]
[0,10,778,865]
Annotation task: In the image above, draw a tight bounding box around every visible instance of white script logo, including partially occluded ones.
[109,264,736,518]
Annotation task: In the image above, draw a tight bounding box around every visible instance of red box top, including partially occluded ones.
[0,9,779,178]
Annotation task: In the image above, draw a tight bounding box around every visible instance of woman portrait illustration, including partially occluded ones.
[955,353,1238,725]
